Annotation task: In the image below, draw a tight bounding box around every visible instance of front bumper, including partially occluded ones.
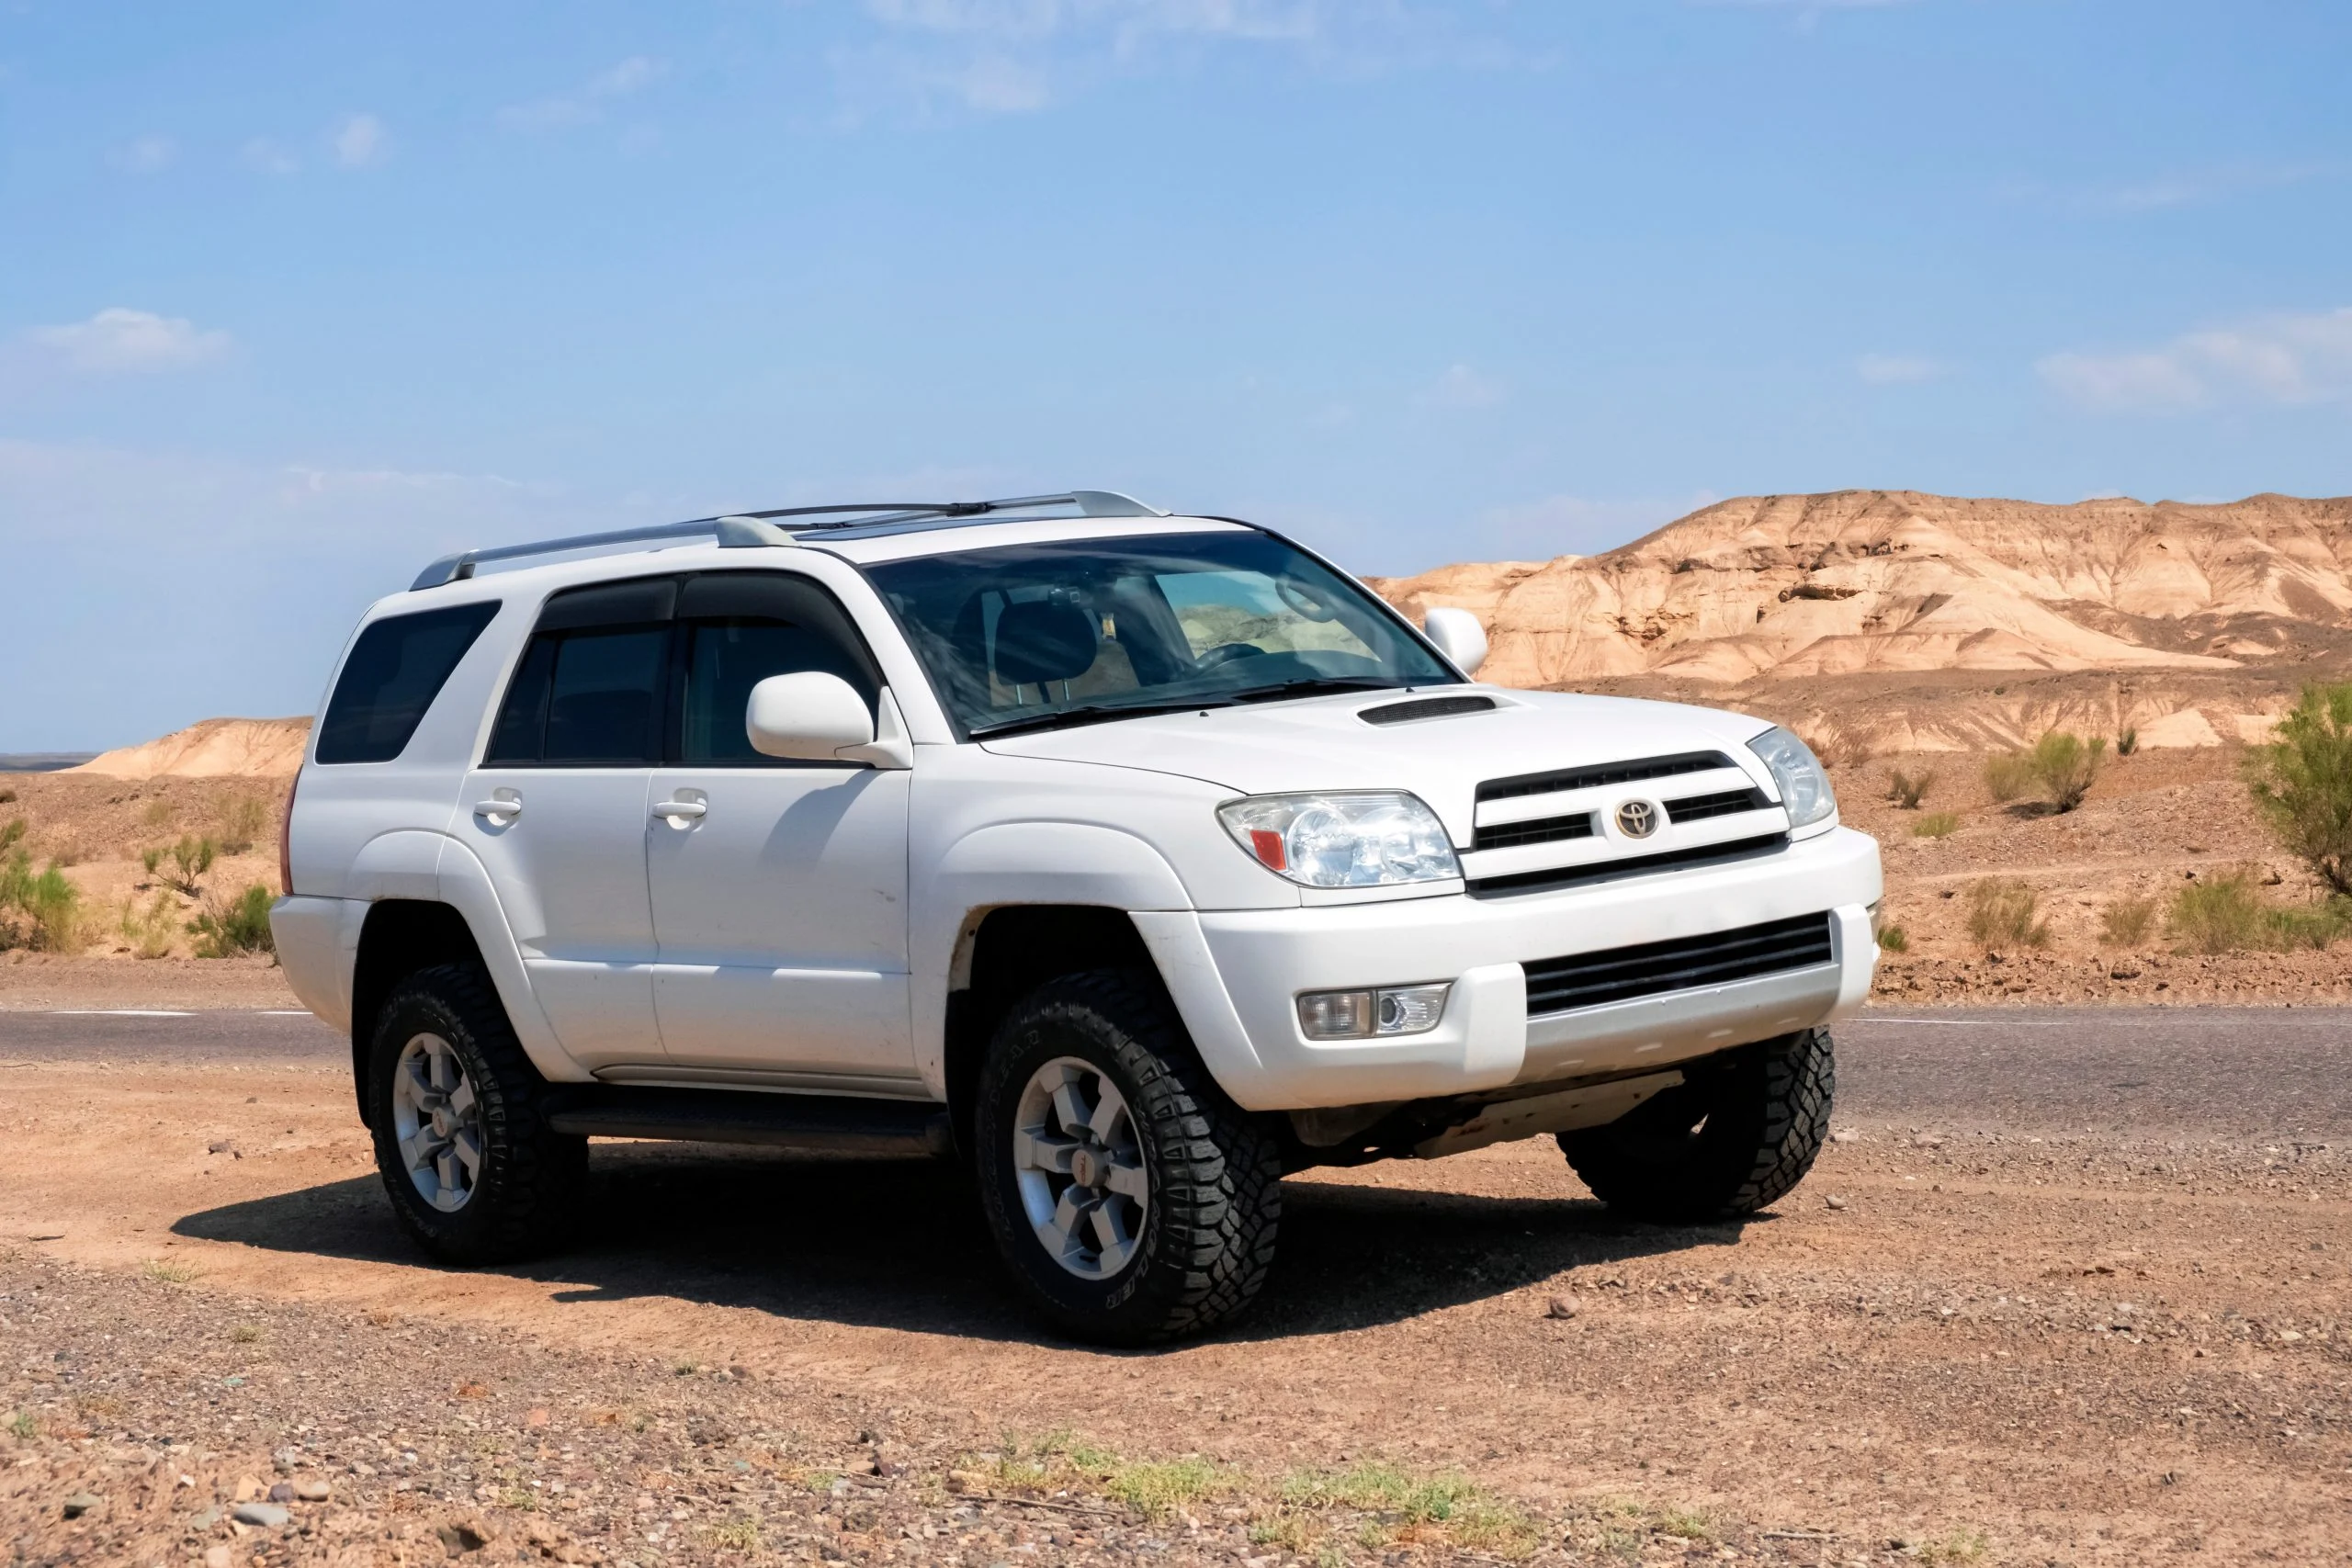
[1136,825,1880,1112]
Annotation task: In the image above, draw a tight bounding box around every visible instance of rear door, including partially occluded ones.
[457,576,674,1071]
[644,570,917,1092]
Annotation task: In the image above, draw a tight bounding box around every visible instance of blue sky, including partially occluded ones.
[5,1,2349,749]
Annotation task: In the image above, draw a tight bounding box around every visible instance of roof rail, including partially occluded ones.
[408,490,1166,591]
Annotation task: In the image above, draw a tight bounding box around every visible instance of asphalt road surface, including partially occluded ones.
[6,1003,2345,1141]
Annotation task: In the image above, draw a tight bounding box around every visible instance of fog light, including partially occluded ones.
[1297,982,1452,1040]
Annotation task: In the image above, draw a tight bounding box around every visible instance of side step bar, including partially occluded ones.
[545,1086,953,1158]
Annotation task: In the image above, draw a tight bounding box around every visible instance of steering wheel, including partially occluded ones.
[1276,577,1339,623]
[1195,642,1265,670]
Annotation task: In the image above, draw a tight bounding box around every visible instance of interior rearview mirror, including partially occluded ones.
[745,673,911,768]
[1421,606,1488,678]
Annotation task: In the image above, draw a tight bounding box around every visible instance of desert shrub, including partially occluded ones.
[2246,682,2352,897]
[2116,727,2139,757]
[1964,878,2050,948]
[159,834,216,897]
[0,818,23,853]
[188,884,275,958]
[117,893,178,959]
[2025,729,2104,813]
[1876,924,1908,953]
[2099,894,2159,946]
[2168,866,2346,954]
[0,849,84,953]
[0,786,15,804]
[1885,769,1936,809]
[213,792,269,855]
[1912,810,1960,839]
[1983,752,2033,804]
[141,795,176,829]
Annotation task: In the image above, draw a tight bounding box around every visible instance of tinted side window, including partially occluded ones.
[483,576,677,767]
[315,603,501,765]
[675,574,882,766]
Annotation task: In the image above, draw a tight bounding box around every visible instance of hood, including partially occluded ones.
[981,686,1783,846]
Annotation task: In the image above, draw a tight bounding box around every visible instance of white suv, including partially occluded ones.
[272,491,1880,1344]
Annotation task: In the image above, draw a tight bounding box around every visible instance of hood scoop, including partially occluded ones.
[1359,694,1498,727]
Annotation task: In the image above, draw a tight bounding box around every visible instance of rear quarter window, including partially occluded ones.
[314,602,502,764]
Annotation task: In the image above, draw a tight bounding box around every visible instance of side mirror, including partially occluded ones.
[1422,606,1488,678]
[747,673,913,768]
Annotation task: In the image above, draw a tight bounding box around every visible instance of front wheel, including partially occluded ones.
[973,971,1282,1346]
[1559,1027,1835,1223]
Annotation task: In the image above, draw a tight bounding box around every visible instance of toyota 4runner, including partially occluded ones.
[271,490,1882,1344]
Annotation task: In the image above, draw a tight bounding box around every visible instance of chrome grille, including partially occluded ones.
[1522,913,1836,1014]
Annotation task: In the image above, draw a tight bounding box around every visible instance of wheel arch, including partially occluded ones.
[940,904,1164,1156]
[348,899,488,1124]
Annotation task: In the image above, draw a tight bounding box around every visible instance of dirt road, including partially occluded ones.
[5,1009,2348,1565]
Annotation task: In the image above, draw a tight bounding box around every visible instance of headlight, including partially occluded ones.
[1218,792,1462,888]
[1747,727,1836,829]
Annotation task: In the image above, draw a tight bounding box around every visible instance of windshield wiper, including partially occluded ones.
[1224,677,1419,705]
[970,700,1229,740]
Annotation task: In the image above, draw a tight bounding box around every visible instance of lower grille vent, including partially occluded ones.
[1522,912,1835,1014]
[1664,787,1768,823]
[1474,811,1595,852]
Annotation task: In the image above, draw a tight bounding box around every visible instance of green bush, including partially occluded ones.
[118,893,178,959]
[214,793,269,855]
[1983,752,2033,804]
[0,818,23,854]
[188,884,275,958]
[1912,811,1960,839]
[2168,867,2346,954]
[1964,878,2049,948]
[2246,682,2352,896]
[1885,769,1936,809]
[2116,727,2139,757]
[0,849,83,953]
[2025,730,2104,813]
[1876,923,1908,953]
[2099,895,2158,946]
[160,834,217,897]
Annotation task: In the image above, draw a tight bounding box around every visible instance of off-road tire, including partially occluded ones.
[367,963,586,1265]
[1558,1027,1834,1223]
[974,970,1282,1346]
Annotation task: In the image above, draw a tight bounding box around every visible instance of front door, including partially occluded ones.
[458,588,675,1069]
[643,571,918,1093]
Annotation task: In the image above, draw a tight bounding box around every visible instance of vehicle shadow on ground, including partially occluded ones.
[173,1144,1758,1348]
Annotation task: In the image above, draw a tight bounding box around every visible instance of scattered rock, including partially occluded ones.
[1825,1195,1849,1211]
[946,1469,991,1495]
[266,1481,294,1503]
[207,1140,233,1155]
[60,1492,99,1519]
[204,1548,232,1568]
[438,1517,498,1553]
[1545,1295,1579,1319]
[1830,1129,1860,1144]
[2109,964,2143,979]
[232,1475,264,1502]
[292,1477,331,1502]
[230,1502,290,1528]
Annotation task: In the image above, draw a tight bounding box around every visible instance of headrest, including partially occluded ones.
[992,599,1099,688]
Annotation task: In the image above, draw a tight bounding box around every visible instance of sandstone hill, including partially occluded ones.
[69,716,311,779]
[1373,491,2352,751]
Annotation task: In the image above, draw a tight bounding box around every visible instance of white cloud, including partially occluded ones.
[499,56,668,131]
[1856,353,1943,385]
[111,134,176,174]
[243,137,300,175]
[331,113,390,168]
[2039,307,2352,412]
[839,0,1521,118]
[24,308,232,375]
[1426,363,1505,409]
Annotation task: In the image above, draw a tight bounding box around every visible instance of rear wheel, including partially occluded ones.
[973,971,1282,1345]
[367,963,585,1264]
[1559,1027,1834,1223]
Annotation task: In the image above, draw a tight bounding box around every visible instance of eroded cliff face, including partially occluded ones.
[67,716,311,779]
[1371,491,2352,690]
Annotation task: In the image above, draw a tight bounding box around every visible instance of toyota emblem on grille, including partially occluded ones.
[1614,799,1660,839]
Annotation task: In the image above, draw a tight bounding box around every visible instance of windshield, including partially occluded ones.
[861,529,1456,737]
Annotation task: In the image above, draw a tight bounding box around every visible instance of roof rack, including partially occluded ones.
[409,490,1169,592]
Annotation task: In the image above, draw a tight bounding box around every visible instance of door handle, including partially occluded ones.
[473,796,522,822]
[651,799,707,823]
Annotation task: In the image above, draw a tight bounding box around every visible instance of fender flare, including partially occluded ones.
[430,837,590,1083]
